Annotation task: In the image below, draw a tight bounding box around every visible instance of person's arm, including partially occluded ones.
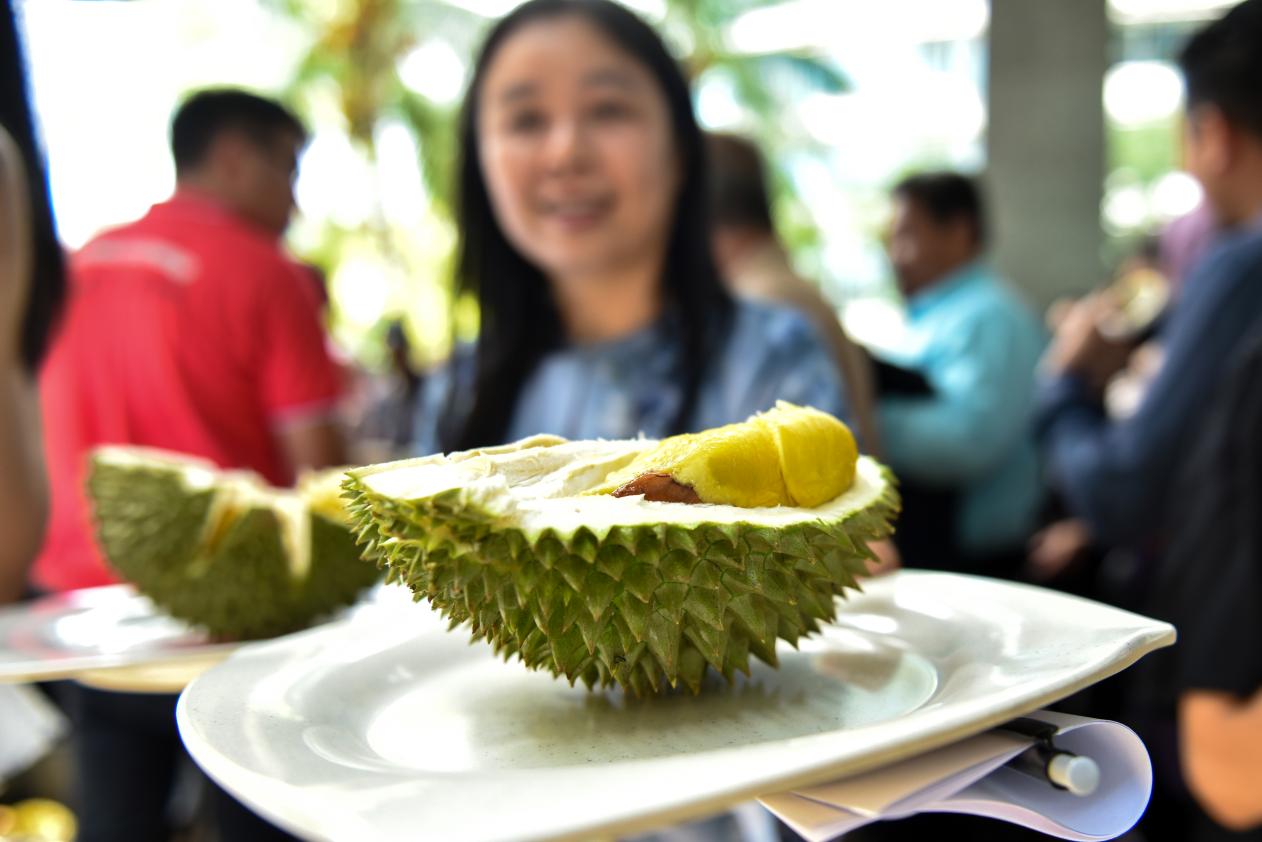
[0,128,46,603]
[1037,245,1262,546]
[410,357,464,457]
[1159,326,1262,832]
[275,414,346,473]
[1180,689,1262,831]
[0,374,44,604]
[256,261,348,476]
[879,311,1037,486]
[773,279,882,456]
[828,323,881,458]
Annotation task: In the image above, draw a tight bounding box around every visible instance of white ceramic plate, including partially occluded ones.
[177,571,1174,842]
[0,585,236,689]
[0,584,403,693]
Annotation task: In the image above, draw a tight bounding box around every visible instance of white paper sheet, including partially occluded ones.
[0,683,66,781]
[758,711,1152,841]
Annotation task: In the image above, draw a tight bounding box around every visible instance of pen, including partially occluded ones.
[997,716,1101,797]
[1006,744,1101,796]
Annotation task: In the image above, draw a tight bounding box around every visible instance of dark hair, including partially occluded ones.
[1179,0,1262,139]
[2,0,65,372]
[706,132,774,231]
[443,0,734,452]
[892,171,987,248]
[170,88,306,176]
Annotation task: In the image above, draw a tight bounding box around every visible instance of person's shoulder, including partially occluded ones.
[1205,223,1262,277]
[731,295,822,344]
[80,200,290,274]
[1178,224,1262,307]
[157,197,292,264]
[212,219,293,269]
[75,211,152,251]
[726,296,841,369]
[69,210,200,285]
[954,266,1041,328]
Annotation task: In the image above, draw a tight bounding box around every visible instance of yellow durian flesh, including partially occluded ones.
[601,401,857,508]
[759,401,857,507]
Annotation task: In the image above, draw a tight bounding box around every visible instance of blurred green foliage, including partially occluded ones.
[263,0,849,369]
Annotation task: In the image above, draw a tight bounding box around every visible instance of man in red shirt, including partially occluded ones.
[35,89,345,594]
[35,89,345,842]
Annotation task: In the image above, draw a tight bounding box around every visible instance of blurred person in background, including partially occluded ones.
[1141,321,1262,842]
[1036,0,1262,615]
[35,88,345,595]
[0,0,65,606]
[1027,237,1172,590]
[1111,3,1262,840]
[706,132,880,455]
[874,172,1044,576]
[1160,199,1219,293]
[418,0,849,461]
[34,88,344,842]
[351,318,423,463]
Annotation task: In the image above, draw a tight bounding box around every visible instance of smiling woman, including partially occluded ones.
[420,0,852,458]
[477,15,680,325]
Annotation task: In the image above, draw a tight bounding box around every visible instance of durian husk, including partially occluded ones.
[343,434,900,695]
[87,447,381,639]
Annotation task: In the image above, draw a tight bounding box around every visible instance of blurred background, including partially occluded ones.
[12,0,1225,368]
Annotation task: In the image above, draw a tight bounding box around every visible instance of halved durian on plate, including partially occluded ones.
[344,403,899,694]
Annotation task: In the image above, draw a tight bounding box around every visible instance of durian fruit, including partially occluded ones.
[344,403,899,694]
[88,447,380,639]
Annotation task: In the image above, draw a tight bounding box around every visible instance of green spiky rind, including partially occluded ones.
[343,463,899,695]
[89,456,380,639]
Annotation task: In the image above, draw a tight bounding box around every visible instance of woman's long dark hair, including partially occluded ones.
[2,0,65,373]
[442,0,734,452]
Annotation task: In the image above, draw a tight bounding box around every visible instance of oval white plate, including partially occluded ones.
[0,583,399,692]
[0,585,236,689]
[177,571,1174,842]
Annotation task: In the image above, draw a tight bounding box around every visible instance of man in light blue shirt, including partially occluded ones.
[877,172,1045,572]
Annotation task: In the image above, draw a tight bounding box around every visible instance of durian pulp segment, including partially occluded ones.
[270,494,312,581]
[758,401,857,506]
[297,469,352,522]
[189,471,313,581]
[593,401,857,508]
[609,423,788,508]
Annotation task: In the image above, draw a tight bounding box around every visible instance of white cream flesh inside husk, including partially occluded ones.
[355,439,887,534]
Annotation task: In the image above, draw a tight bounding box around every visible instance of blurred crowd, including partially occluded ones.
[3,0,1262,841]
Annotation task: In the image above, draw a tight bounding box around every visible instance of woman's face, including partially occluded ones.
[477,16,680,283]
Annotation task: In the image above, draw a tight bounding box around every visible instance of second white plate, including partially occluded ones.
[177,571,1175,842]
[0,585,235,687]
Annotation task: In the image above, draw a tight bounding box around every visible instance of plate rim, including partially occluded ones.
[0,583,240,685]
[176,570,1176,841]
